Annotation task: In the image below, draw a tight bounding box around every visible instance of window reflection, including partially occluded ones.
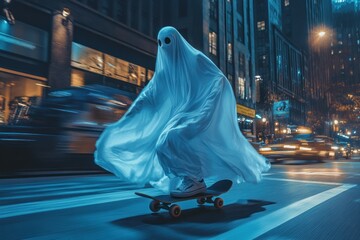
[71,42,151,87]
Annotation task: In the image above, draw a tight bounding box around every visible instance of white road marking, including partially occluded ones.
[0,186,131,200]
[0,188,162,219]
[263,177,343,186]
[211,183,356,240]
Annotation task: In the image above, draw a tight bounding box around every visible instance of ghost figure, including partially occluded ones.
[95,26,270,193]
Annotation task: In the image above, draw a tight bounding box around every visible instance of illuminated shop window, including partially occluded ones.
[147,70,154,81]
[0,72,43,125]
[71,42,151,87]
[71,43,103,74]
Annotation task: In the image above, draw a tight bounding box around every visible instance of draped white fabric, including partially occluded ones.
[94,26,270,192]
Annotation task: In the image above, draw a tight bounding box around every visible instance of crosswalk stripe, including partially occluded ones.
[211,183,356,240]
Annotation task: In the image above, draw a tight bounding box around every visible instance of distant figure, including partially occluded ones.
[95,26,270,197]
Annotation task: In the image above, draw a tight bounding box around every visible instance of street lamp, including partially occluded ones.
[310,25,333,51]
[318,31,326,38]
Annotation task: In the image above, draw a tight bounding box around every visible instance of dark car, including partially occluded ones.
[332,142,352,159]
[0,84,137,172]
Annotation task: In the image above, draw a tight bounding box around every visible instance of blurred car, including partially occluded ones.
[259,137,333,161]
[259,138,309,160]
[0,84,137,172]
[332,142,352,159]
[312,135,337,159]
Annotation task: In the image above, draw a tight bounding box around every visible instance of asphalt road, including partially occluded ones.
[1,157,360,240]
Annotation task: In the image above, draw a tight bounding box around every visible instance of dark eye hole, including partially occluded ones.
[165,37,171,44]
[158,39,162,46]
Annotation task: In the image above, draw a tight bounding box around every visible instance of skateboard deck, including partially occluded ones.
[135,179,232,218]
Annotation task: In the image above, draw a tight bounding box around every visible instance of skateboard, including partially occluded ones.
[135,179,233,218]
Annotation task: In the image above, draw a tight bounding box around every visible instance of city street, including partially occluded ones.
[1,158,360,240]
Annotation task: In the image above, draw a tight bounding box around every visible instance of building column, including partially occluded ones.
[48,10,73,90]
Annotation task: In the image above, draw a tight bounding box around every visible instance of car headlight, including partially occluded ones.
[331,146,339,150]
[299,147,312,151]
[283,145,297,149]
[259,147,271,152]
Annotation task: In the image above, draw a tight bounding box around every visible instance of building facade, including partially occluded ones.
[0,0,258,138]
[160,0,257,138]
[281,0,333,134]
[0,0,159,124]
[329,0,360,136]
[253,0,306,139]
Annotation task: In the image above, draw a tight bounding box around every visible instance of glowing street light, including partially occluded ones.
[318,31,326,37]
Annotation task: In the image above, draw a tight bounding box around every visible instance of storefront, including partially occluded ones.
[0,0,158,125]
[0,18,49,125]
[236,104,256,141]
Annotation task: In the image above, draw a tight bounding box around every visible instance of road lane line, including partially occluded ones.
[264,177,343,186]
[211,183,357,240]
[0,186,132,201]
[0,188,162,219]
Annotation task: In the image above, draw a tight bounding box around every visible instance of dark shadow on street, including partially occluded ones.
[112,199,275,238]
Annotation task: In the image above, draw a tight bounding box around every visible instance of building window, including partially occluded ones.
[209,31,217,55]
[237,0,243,14]
[257,21,265,31]
[238,53,245,99]
[71,42,148,86]
[99,0,113,17]
[210,0,218,20]
[179,0,188,17]
[115,1,128,24]
[227,43,232,62]
[238,77,245,99]
[130,1,139,29]
[237,20,244,43]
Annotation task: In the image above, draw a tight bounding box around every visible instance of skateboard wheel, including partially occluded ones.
[149,200,161,212]
[169,204,181,218]
[214,197,224,209]
[197,197,206,205]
